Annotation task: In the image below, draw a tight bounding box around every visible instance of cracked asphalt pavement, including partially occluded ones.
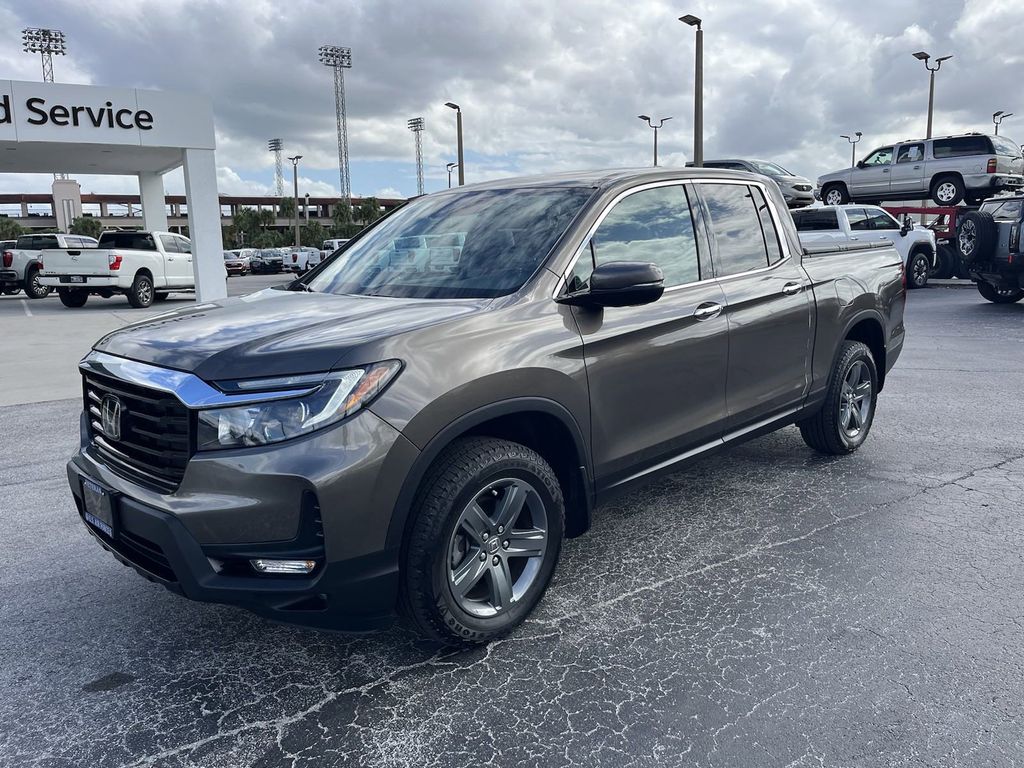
[2,287,1023,767]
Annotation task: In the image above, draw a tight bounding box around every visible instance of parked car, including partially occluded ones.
[817,133,1024,207]
[223,251,248,276]
[688,159,815,208]
[65,167,905,644]
[0,240,17,294]
[39,230,194,308]
[2,233,99,299]
[250,248,284,274]
[792,205,937,289]
[954,195,1024,303]
[285,246,321,273]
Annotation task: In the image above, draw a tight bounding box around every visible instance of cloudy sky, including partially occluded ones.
[1,0,1021,200]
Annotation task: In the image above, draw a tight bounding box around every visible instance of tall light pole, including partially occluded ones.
[993,110,1013,135]
[912,51,952,139]
[407,117,425,195]
[679,15,703,167]
[840,132,863,167]
[445,102,465,185]
[318,45,353,202]
[446,162,458,189]
[304,192,311,223]
[23,28,67,180]
[268,139,284,197]
[638,115,672,166]
[288,155,302,248]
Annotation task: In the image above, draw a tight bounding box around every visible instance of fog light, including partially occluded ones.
[250,559,317,574]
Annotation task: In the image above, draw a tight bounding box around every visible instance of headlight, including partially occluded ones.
[196,360,401,450]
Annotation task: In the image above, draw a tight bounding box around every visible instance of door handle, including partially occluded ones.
[693,302,722,321]
[913,165,921,169]
[781,281,802,296]
[878,235,888,240]
[882,169,890,173]
[167,256,174,261]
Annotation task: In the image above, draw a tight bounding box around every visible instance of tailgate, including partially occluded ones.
[41,248,111,276]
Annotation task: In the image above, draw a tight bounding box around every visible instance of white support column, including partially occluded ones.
[138,172,168,232]
[182,148,226,302]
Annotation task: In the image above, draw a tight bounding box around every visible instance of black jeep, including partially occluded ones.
[956,196,1024,303]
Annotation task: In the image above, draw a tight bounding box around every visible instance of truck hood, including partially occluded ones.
[93,288,488,381]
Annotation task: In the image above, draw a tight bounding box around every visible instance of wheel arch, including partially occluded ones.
[841,313,888,391]
[386,398,594,553]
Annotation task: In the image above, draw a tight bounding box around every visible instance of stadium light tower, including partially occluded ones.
[22,27,66,83]
[407,118,425,196]
[318,45,353,202]
[23,28,68,180]
[268,139,285,197]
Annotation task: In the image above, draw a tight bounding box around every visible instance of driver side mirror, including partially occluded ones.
[558,261,665,308]
[855,160,866,169]
[900,215,913,236]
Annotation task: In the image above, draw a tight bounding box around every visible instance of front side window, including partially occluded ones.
[864,209,900,230]
[158,235,179,253]
[699,183,772,276]
[175,236,192,254]
[896,144,924,163]
[567,185,700,292]
[308,187,592,299]
[861,147,894,166]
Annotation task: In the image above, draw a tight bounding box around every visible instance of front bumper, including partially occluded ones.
[68,407,421,630]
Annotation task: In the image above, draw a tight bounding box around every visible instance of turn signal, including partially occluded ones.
[987,158,997,173]
[108,254,123,270]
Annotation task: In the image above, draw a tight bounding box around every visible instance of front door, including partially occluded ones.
[849,146,894,200]
[159,235,193,287]
[890,143,926,195]
[695,182,813,432]
[565,182,729,490]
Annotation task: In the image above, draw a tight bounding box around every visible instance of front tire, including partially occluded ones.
[399,437,565,645]
[24,266,50,299]
[799,341,878,455]
[907,251,931,289]
[822,184,849,206]
[977,281,1024,304]
[57,288,88,308]
[127,273,155,308]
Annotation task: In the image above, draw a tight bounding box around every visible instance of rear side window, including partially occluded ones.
[99,232,157,250]
[699,183,772,276]
[932,136,993,158]
[569,184,700,290]
[751,187,783,264]
[792,209,839,231]
[896,144,924,163]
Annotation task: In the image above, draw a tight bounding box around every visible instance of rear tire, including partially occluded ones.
[1,286,20,296]
[127,273,155,308]
[931,175,965,206]
[907,250,930,289]
[57,288,88,308]
[822,184,849,206]
[399,437,564,645]
[977,281,1024,304]
[24,266,50,299]
[931,243,955,280]
[799,340,878,455]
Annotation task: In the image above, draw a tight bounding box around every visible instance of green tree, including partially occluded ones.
[279,197,296,219]
[332,201,353,231]
[356,197,381,225]
[300,222,329,248]
[70,216,103,239]
[0,217,23,240]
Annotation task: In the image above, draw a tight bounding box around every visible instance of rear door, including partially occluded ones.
[695,181,813,431]
[566,181,729,489]
[890,143,926,195]
[849,146,894,199]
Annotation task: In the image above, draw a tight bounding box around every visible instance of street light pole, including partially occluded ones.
[680,15,703,167]
[446,162,458,189]
[445,102,464,185]
[912,51,952,139]
[638,115,672,166]
[288,155,302,247]
[993,110,1013,135]
[304,193,310,223]
[840,132,863,167]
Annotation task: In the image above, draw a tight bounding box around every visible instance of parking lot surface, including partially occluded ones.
[2,287,1023,767]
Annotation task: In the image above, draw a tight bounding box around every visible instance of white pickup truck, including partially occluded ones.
[39,230,199,308]
[791,205,937,289]
[2,232,99,299]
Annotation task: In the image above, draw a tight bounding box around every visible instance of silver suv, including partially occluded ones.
[689,159,815,208]
[817,133,1024,207]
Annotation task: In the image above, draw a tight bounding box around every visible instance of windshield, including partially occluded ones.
[306,187,593,299]
[749,160,792,177]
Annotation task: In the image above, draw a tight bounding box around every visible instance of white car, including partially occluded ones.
[792,205,937,289]
[285,246,321,273]
[39,230,196,308]
[317,238,350,266]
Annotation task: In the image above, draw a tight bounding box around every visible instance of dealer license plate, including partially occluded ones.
[82,478,116,537]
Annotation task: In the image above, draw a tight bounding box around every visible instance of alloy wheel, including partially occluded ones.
[825,189,843,206]
[447,477,550,618]
[957,220,976,258]
[936,182,957,203]
[912,255,928,286]
[838,360,872,438]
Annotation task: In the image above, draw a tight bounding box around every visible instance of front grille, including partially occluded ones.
[83,372,192,494]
